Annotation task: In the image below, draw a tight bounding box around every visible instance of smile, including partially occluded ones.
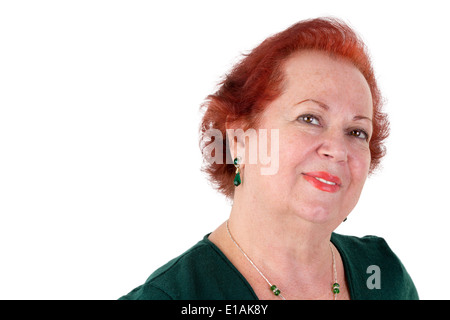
[314,177,337,185]
[302,171,342,193]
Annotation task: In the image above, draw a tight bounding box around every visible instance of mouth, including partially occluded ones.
[302,171,342,193]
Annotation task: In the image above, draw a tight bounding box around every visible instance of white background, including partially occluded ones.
[1,0,449,300]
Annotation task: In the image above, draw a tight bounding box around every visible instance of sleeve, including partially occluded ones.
[336,233,419,300]
[379,237,419,300]
[118,283,174,300]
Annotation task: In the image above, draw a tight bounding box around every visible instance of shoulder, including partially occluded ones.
[119,235,256,300]
[331,233,392,259]
[119,238,213,300]
[331,233,419,300]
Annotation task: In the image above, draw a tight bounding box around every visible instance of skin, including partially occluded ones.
[209,50,373,300]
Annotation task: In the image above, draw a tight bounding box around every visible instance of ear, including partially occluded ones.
[225,119,246,165]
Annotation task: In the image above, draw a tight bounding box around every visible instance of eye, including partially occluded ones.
[298,114,320,125]
[349,129,369,141]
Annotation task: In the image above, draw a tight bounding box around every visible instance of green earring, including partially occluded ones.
[233,157,241,187]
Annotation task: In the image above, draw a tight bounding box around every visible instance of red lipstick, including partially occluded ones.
[302,171,342,193]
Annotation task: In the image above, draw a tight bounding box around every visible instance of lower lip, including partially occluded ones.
[302,174,341,193]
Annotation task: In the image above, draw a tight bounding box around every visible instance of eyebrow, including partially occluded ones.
[295,99,329,110]
[295,99,372,122]
[353,115,372,122]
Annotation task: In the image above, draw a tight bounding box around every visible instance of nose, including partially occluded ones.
[317,132,348,163]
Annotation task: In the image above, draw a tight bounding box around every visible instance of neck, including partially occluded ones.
[227,194,334,280]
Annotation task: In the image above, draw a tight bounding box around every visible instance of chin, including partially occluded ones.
[293,202,340,225]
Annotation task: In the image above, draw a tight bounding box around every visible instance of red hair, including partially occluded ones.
[199,17,389,199]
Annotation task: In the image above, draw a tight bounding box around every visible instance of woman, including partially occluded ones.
[120,17,418,300]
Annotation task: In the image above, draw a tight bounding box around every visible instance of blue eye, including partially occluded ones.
[299,114,320,125]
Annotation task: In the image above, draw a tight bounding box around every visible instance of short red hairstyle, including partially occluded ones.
[199,17,389,199]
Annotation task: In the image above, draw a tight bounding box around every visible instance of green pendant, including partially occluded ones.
[332,283,340,294]
[233,172,241,186]
[270,285,281,296]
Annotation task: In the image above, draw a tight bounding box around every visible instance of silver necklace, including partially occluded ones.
[226,220,340,300]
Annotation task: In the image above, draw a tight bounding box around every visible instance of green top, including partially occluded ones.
[119,233,418,300]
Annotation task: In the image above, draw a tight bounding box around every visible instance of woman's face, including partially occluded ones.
[246,50,373,224]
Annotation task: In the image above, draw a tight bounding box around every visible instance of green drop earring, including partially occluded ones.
[233,157,242,187]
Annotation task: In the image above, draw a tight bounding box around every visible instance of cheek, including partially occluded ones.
[349,148,371,185]
[278,129,315,162]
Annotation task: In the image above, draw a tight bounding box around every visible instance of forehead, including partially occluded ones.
[281,50,373,116]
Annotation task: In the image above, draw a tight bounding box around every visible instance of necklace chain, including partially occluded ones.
[226,220,340,300]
